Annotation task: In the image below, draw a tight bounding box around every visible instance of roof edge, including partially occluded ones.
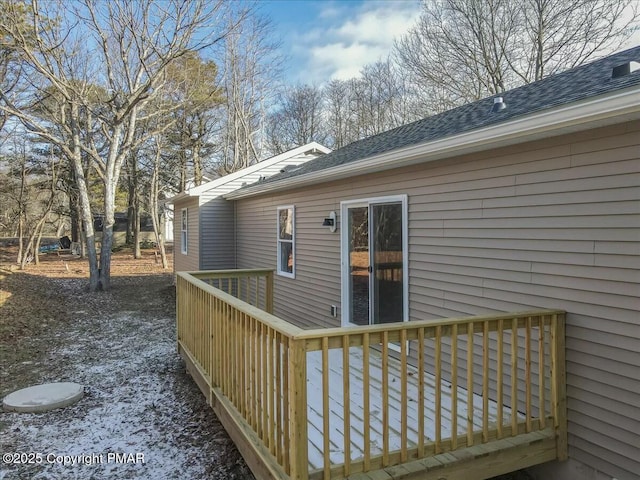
[167,191,197,205]
[225,85,640,200]
[167,141,331,204]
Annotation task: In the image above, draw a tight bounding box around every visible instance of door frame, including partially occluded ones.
[340,194,409,327]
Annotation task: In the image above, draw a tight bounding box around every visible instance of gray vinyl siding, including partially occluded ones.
[177,147,326,272]
[198,196,236,270]
[234,120,640,479]
[236,193,342,329]
[173,197,199,272]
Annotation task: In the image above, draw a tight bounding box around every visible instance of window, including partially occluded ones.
[181,208,188,254]
[277,206,295,277]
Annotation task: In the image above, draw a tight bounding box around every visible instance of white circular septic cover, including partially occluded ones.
[3,382,84,413]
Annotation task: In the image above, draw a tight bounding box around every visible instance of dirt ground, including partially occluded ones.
[0,246,533,480]
[0,246,253,479]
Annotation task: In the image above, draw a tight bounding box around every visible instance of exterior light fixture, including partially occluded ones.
[322,211,337,233]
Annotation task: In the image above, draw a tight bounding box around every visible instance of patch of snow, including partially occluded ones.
[1,311,251,479]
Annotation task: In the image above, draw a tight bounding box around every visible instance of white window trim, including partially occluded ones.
[180,208,188,255]
[340,194,409,328]
[276,205,295,278]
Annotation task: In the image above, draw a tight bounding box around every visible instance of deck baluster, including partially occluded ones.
[467,322,474,446]
[539,316,546,429]
[451,324,458,449]
[511,317,518,436]
[435,325,442,453]
[497,319,504,439]
[342,335,351,475]
[483,321,489,443]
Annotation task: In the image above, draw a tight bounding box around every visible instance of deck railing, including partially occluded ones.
[176,270,567,480]
[176,269,310,479]
[299,312,567,479]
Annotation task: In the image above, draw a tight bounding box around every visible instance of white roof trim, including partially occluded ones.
[167,142,330,204]
[225,86,640,200]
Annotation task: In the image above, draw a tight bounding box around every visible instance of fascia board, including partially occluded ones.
[185,142,331,197]
[226,86,640,200]
[165,192,200,205]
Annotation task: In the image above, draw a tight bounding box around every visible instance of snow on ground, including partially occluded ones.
[1,277,252,480]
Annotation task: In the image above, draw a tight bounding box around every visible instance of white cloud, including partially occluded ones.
[309,42,389,80]
[334,6,418,45]
[293,1,421,83]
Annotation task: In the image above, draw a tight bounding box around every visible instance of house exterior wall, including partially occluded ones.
[173,197,200,272]
[198,196,236,270]
[234,120,640,480]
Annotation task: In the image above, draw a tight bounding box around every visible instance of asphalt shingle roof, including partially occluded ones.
[258,46,640,186]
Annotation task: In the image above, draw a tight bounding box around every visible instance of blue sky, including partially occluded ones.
[256,0,422,84]
[256,0,639,86]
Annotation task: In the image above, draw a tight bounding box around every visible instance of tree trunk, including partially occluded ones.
[98,125,127,291]
[99,178,116,291]
[150,143,169,269]
[16,213,24,266]
[33,148,58,266]
[75,201,86,258]
[133,204,141,259]
[22,213,48,268]
[193,143,203,186]
[71,200,79,243]
[56,219,65,237]
[34,225,43,266]
[16,162,26,265]
[70,102,100,290]
[126,155,136,245]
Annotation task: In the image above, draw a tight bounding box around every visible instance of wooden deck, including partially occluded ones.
[176,270,567,480]
[306,347,522,470]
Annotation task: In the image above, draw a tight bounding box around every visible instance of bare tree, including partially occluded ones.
[1,0,239,290]
[516,0,635,82]
[265,83,326,155]
[1,132,63,268]
[322,59,419,149]
[351,60,418,138]
[395,0,636,111]
[147,136,169,269]
[324,79,352,149]
[216,15,282,174]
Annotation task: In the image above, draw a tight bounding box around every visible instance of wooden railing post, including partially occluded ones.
[265,271,274,314]
[176,275,183,350]
[287,338,308,479]
[551,312,568,460]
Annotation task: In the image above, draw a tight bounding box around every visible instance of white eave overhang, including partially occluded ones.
[167,192,199,204]
[225,85,640,200]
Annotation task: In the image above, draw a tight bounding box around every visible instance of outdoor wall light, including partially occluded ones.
[322,211,337,233]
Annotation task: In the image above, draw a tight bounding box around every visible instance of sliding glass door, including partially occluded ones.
[342,196,407,326]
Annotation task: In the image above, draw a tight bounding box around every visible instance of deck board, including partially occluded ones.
[306,346,520,470]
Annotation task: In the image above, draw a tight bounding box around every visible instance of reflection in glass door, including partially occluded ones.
[372,202,403,324]
[344,197,406,326]
[348,206,369,325]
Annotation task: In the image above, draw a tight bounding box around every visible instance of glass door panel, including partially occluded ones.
[348,206,369,326]
[372,202,404,324]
